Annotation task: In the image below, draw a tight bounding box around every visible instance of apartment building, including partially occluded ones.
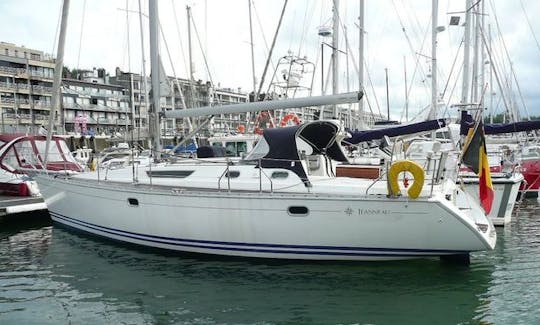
[111,68,249,138]
[0,42,55,133]
[62,68,132,137]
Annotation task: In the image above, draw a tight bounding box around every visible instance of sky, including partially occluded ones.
[1,0,539,121]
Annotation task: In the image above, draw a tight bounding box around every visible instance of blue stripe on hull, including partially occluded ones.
[50,212,468,258]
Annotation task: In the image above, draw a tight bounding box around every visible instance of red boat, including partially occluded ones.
[518,145,540,197]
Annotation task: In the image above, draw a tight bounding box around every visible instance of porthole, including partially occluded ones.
[226,170,240,178]
[288,206,309,216]
[147,170,194,178]
[127,198,139,206]
[271,171,289,179]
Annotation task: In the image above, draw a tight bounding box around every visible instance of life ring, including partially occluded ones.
[388,160,425,199]
[279,113,301,127]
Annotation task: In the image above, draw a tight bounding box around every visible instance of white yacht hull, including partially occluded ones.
[460,173,523,226]
[36,175,495,261]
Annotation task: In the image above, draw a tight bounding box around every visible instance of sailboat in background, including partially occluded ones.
[32,0,496,263]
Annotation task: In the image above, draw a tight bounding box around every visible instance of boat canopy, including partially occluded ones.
[345,119,448,144]
[460,111,540,135]
[0,134,83,173]
[244,120,348,184]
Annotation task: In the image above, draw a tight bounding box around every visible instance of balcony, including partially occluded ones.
[0,66,25,76]
[32,85,53,94]
[29,70,53,81]
[0,81,17,91]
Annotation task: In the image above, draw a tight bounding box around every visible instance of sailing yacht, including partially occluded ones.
[32,0,496,263]
[34,118,496,261]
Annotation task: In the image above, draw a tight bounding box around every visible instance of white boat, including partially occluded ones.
[0,133,76,217]
[460,172,523,226]
[34,119,496,261]
[406,137,524,227]
[0,133,84,176]
[32,0,495,263]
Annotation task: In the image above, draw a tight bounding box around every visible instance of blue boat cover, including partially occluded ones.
[257,121,348,184]
[345,119,447,144]
[460,111,540,135]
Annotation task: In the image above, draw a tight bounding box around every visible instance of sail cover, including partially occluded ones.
[345,119,447,144]
[460,111,540,135]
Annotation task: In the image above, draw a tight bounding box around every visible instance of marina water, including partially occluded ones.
[1,200,539,324]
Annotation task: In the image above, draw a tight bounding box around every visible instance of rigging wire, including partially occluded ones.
[51,2,63,57]
[257,0,288,98]
[187,9,215,88]
[519,0,540,57]
[488,0,528,120]
[171,0,189,83]
[440,40,463,105]
[391,0,430,117]
[251,1,279,91]
[294,1,317,58]
[76,0,87,70]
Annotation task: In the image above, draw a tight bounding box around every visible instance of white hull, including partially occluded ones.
[36,174,495,261]
[461,173,523,226]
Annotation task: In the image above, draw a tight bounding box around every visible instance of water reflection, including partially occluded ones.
[476,199,540,324]
[0,219,497,324]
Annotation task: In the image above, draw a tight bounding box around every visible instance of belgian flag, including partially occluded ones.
[461,121,494,214]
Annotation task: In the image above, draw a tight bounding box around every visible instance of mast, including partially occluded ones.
[149,0,162,160]
[138,0,149,142]
[358,0,365,127]
[385,68,390,120]
[404,56,408,121]
[187,6,194,84]
[126,0,133,142]
[44,0,69,165]
[471,3,479,103]
[479,0,486,105]
[331,0,340,117]
[461,0,472,104]
[248,0,257,96]
[429,0,438,120]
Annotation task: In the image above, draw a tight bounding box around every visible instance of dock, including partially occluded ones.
[0,195,49,223]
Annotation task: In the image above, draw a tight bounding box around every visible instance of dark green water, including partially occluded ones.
[1,200,539,324]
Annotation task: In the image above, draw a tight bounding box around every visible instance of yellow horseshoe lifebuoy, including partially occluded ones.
[388,160,425,199]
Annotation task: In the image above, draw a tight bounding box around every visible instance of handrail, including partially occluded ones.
[258,158,273,193]
[365,162,387,196]
[217,163,230,192]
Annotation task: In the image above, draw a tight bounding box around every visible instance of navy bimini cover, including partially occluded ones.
[258,121,348,184]
[346,118,447,144]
